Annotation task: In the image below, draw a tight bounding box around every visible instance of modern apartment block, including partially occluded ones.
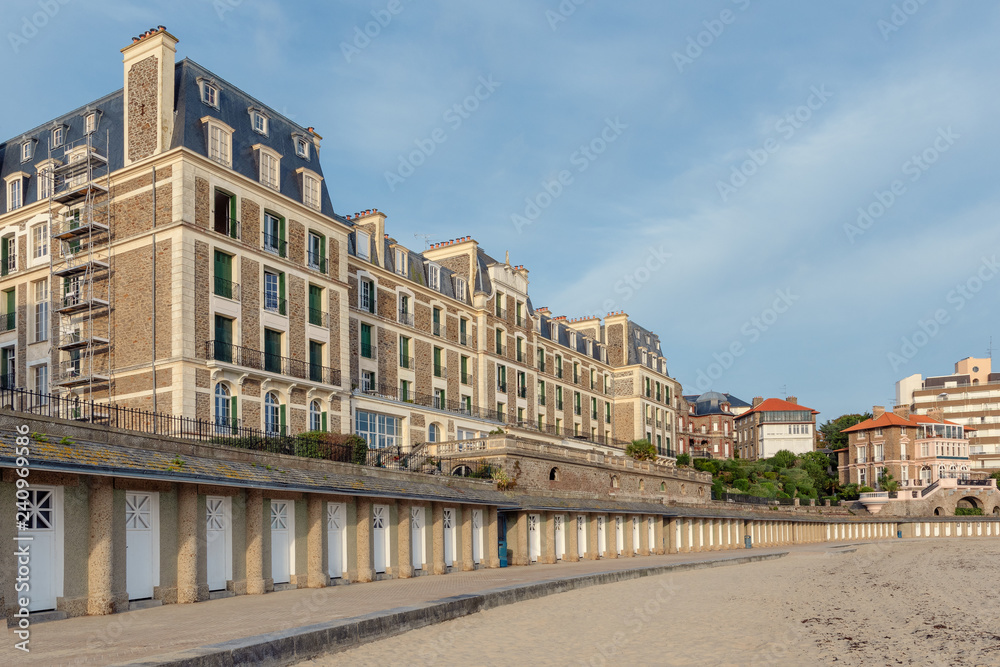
[897,357,1000,470]
[677,392,750,459]
[0,28,680,458]
[734,396,819,460]
[836,405,977,489]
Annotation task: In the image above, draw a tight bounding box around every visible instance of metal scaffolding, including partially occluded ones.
[47,132,113,398]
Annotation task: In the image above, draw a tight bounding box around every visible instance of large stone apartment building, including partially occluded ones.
[897,356,1000,471]
[0,27,680,459]
[677,392,749,459]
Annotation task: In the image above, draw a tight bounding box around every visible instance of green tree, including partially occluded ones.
[770,449,798,469]
[675,453,690,466]
[818,413,872,450]
[626,439,657,461]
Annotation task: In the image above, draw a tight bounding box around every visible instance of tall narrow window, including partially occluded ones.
[7,179,22,212]
[263,212,285,257]
[263,271,285,314]
[32,223,48,259]
[308,232,326,272]
[360,323,373,359]
[264,392,282,435]
[215,383,232,432]
[359,278,375,313]
[260,150,278,189]
[309,400,323,431]
[33,280,48,343]
[309,340,324,382]
[303,173,321,210]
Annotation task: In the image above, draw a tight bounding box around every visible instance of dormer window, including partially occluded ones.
[203,117,234,167]
[394,248,407,275]
[253,144,281,190]
[6,173,26,212]
[428,263,440,290]
[296,168,322,210]
[355,230,371,261]
[51,127,64,148]
[250,109,269,136]
[295,137,310,159]
[454,277,467,301]
[85,113,97,135]
[199,79,220,108]
[20,141,34,163]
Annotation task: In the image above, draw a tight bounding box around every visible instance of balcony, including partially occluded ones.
[308,307,329,327]
[460,371,472,385]
[262,290,286,315]
[516,314,523,327]
[516,349,524,363]
[1,252,16,277]
[357,381,502,422]
[0,311,14,333]
[497,381,508,393]
[495,344,507,357]
[0,372,15,389]
[433,321,442,337]
[307,251,327,274]
[574,405,582,416]
[262,233,287,258]
[212,216,240,240]
[538,394,546,406]
[496,307,507,320]
[556,367,563,379]
[214,276,240,301]
[459,331,468,346]
[205,340,341,386]
[434,364,447,379]
[556,401,564,410]
[400,355,414,370]
[517,386,527,399]
[360,343,375,359]
[399,309,414,327]
[538,361,546,373]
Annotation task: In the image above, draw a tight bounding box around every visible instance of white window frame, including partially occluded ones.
[250,109,269,136]
[295,137,310,159]
[394,248,407,276]
[202,117,234,167]
[201,81,220,108]
[296,168,322,210]
[253,144,281,191]
[36,164,53,199]
[309,400,322,431]
[51,126,64,148]
[355,231,371,261]
[84,113,97,135]
[6,174,26,212]
[454,276,466,301]
[33,279,48,343]
[20,142,33,162]
[31,223,47,260]
[428,263,440,290]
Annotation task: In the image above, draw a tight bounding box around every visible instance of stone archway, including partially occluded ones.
[994,507,1000,516]
[956,496,983,510]
[934,507,945,516]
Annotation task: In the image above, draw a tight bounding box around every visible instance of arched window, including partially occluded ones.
[660,482,666,492]
[215,383,231,433]
[639,478,645,491]
[428,423,441,442]
[549,467,559,481]
[264,392,280,435]
[611,475,619,489]
[309,400,322,431]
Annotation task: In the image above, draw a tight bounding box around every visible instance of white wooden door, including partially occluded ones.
[554,515,565,560]
[528,514,540,562]
[443,508,456,567]
[411,506,425,570]
[615,516,624,555]
[472,509,483,564]
[648,517,656,553]
[206,496,231,591]
[373,505,389,574]
[327,502,346,579]
[270,501,291,584]
[577,515,587,558]
[125,492,155,600]
[597,517,606,557]
[18,487,62,611]
[632,517,640,554]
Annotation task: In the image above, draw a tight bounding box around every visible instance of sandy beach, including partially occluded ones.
[300,540,1000,667]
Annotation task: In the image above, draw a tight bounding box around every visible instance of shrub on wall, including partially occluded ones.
[626,439,657,461]
[955,507,984,516]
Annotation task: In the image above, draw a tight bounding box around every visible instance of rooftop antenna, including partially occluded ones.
[414,233,432,249]
[780,384,787,399]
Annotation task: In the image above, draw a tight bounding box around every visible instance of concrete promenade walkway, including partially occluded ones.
[6,543,857,666]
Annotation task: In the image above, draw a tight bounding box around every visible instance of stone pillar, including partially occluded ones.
[639,516,650,556]
[621,517,633,558]
[543,513,557,564]
[666,517,678,554]
[177,484,200,604]
[431,503,446,574]
[607,518,619,559]
[511,511,527,566]
[306,494,326,588]
[461,506,475,571]
[246,490,265,595]
[654,516,665,555]
[487,507,500,568]
[397,502,413,579]
[567,514,580,562]
[588,515,600,559]
[356,497,373,582]
[715,520,723,551]
[692,519,701,552]
[87,477,117,614]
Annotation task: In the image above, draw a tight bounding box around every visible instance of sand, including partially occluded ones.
[300,540,1000,667]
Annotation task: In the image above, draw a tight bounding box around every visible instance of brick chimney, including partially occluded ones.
[122,26,179,166]
[872,405,885,418]
[787,396,798,405]
[927,408,944,422]
[752,396,763,408]
[892,405,910,419]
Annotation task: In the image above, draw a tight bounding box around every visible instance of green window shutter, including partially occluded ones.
[1,239,7,277]
[361,323,371,349]
[434,347,441,367]
[4,289,14,314]
[461,356,467,374]
[309,285,321,313]
[321,411,327,431]
[401,337,409,358]
[319,233,327,264]
[279,217,286,257]
[229,195,238,237]
[366,280,375,313]
[231,395,238,426]
[278,273,286,314]
[279,404,287,434]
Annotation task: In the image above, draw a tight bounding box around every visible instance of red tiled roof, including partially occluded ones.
[744,397,819,416]
[842,412,971,433]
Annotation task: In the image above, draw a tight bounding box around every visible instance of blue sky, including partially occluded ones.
[4,0,998,423]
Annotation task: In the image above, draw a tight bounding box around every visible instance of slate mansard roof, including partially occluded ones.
[1,58,339,220]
